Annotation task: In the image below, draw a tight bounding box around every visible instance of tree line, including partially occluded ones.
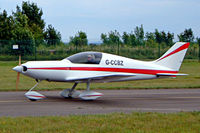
[0,1,61,55]
[0,1,200,56]
[100,25,198,46]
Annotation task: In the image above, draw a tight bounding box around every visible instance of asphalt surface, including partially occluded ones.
[0,89,200,116]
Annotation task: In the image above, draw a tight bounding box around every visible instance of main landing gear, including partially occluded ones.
[24,79,103,101]
[60,80,103,100]
[24,80,45,101]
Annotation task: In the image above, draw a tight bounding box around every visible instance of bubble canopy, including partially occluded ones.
[65,52,102,64]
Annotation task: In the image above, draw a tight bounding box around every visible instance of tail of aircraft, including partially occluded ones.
[153,42,190,71]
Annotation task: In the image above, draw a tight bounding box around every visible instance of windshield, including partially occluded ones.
[66,52,102,64]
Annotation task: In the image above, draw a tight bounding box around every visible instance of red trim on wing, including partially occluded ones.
[157,42,190,61]
[29,67,178,75]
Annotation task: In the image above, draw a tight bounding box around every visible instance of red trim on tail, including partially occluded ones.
[157,42,190,61]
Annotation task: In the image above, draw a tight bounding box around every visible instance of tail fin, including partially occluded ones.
[153,42,190,71]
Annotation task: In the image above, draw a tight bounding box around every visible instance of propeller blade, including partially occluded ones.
[16,72,20,91]
[16,55,21,90]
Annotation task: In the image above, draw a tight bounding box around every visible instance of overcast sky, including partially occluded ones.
[1,0,200,42]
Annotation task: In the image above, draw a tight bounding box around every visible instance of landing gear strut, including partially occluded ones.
[60,82,81,98]
[24,80,45,101]
[79,80,103,100]
[60,80,103,100]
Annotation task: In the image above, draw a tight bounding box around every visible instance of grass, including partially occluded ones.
[0,60,200,91]
[0,112,200,133]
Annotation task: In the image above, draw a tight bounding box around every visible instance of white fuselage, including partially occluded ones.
[19,53,176,83]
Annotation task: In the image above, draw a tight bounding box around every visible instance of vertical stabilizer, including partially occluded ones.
[153,42,190,71]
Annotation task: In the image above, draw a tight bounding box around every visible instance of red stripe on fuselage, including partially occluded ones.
[29,67,177,75]
[29,67,70,70]
[70,67,177,75]
[157,42,190,61]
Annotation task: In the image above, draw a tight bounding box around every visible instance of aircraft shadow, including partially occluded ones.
[44,95,120,106]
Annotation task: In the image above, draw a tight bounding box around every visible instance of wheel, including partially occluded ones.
[60,89,81,98]
[64,95,73,99]
[29,98,37,101]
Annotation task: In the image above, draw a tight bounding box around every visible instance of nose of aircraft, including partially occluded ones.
[12,66,22,73]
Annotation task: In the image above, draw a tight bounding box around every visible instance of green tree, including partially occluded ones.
[166,32,174,46]
[101,33,108,44]
[69,31,88,46]
[13,12,35,55]
[161,31,167,43]
[152,30,174,46]
[197,37,200,45]
[108,30,120,45]
[134,25,144,46]
[154,29,162,57]
[13,1,45,41]
[145,32,156,47]
[101,30,121,45]
[78,31,88,46]
[0,10,15,40]
[13,1,61,46]
[154,29,162,44]
[0,10,15,54]
[0,1,62,55]
[122,32,130,45]
[44,24,61,46]
[21,1,45,29]
[178,28,194,42]
[0,10,34,55]
[129,32,136,46]
[145,32,155,41]
[197,37,200,61]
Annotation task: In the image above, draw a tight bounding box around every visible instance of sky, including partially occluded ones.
[0,0,200,42]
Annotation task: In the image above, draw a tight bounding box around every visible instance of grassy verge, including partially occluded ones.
[0,60,200,91]
[0,112,200,133]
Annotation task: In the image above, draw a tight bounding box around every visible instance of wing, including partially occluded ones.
[66,73,136,82]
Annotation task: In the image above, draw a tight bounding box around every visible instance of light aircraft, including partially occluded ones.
[13,42,190,101]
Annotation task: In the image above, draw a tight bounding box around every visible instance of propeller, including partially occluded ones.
[16,55,21,91]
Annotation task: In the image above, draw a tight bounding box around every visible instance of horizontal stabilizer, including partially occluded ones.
[157,73,188,76]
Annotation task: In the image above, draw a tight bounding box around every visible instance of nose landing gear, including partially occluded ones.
[25,80,45,101]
